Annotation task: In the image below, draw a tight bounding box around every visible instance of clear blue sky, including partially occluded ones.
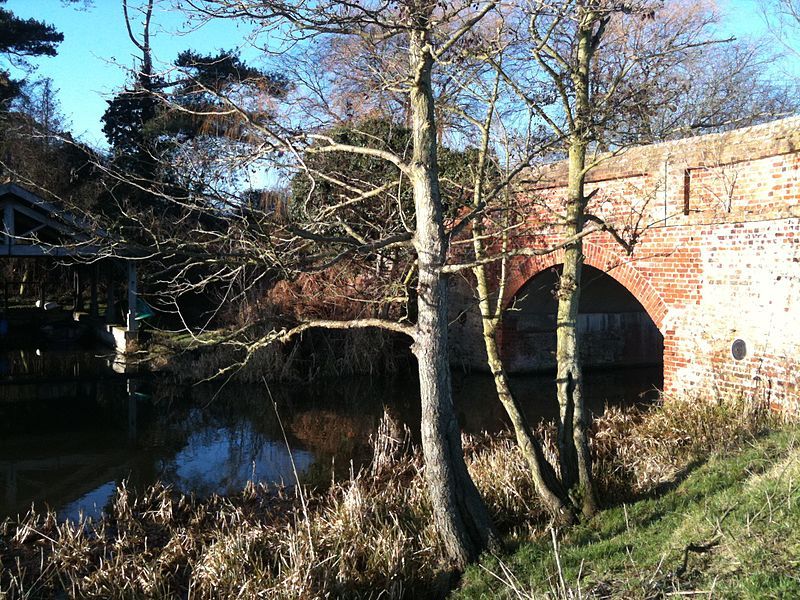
[4,0,794,149]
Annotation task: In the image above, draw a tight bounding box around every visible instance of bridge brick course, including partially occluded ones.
[451,117,800,412]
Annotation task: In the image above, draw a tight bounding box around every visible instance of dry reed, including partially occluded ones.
[150,327,409,384]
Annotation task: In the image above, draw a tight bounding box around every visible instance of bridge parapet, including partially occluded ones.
[526,115,800,228]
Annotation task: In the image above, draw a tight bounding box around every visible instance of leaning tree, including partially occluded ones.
[456,0,799,523]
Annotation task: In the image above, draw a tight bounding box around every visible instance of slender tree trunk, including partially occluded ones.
[466,71,576,523]
[408,22,497,568]
[471,224,574,522]
[481,313,576,524]
[556,19,599,518]
[556,140,593,512]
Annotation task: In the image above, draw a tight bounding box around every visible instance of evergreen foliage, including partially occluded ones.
[291,117,493,227]
[0,0,63,106]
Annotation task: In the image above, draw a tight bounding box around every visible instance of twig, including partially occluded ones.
[676,537,720,577]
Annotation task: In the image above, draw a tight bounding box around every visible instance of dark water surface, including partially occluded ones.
[0,346,661,521]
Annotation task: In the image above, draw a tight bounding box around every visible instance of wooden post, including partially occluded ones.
[126,261,138,333]
[38,261,45,308]
[18,264,28,297]
[73,267,84,312]
[106,266,116,324]
[89,263,99,317]
[3,203,14,248]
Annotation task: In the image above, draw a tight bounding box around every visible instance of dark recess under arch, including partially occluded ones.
[501,264,664,373]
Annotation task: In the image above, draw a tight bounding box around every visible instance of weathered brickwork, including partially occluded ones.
[451,116,800,412]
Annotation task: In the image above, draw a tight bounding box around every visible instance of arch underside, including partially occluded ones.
[499,241,667,373]
[503,241,668,329]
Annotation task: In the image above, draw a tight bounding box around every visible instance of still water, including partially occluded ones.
[0,346,661,521]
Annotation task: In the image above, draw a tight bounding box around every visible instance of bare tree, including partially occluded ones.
[761,0,800,62]
[463,0,791,521]
[95,0,510,568]
[461,76,579,523]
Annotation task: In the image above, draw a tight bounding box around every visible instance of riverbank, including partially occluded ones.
[145,326,412,383]
[455,426,800,598]
[0,393,786,598]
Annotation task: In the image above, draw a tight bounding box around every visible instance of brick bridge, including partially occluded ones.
[450,117,800,412]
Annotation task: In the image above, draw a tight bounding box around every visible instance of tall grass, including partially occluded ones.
[457,414,798,599]
[0,393,781,599]
[593,389,776,501]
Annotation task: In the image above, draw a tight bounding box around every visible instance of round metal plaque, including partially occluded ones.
[731,339,747,361]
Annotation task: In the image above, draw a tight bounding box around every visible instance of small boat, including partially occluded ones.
[35,300,61,311]
[135,298,155,321]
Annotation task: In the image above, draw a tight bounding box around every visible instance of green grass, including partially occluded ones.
[455,427,800,599]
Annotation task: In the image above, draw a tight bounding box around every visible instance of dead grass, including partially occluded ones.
[0,423,441,599]
[148,327,410,384]
[593,389,776,501]
[0,392,781,599]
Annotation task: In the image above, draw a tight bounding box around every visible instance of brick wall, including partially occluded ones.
[450,116,800,412]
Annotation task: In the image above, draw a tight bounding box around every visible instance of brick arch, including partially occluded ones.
[502,241,668,330]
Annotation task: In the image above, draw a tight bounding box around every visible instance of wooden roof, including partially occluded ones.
[0,183,105,257]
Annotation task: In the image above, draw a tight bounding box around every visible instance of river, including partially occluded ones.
[0,344,661,521]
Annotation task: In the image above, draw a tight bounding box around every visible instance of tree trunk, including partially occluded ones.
[556,19,599,518]
[465,71,577,524]
[471,224,575,523]
[483,324,576,524]
[408,23,497,568]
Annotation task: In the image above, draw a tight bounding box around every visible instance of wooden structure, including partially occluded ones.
[0,183,140,351]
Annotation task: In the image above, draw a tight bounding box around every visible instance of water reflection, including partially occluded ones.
[0,346,114,383]
[159,420,315,496]
[0,346,661,521]
[452,368,662,433]
[60,482,117,523]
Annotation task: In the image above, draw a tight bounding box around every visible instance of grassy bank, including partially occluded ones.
[0,394,787,598]
[456,427,800,599]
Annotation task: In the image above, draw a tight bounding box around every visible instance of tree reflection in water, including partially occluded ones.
[1,347,659,520]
